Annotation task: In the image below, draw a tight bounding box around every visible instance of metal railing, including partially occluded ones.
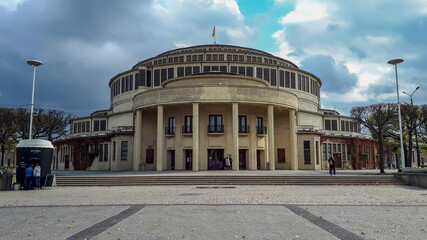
[256,126,267,135]
[165,127,175,135]
[208,124,224,133]
[182,125,193,134]
[238,125,250,134]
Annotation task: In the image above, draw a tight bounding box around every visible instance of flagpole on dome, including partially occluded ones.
[212,26,216,44]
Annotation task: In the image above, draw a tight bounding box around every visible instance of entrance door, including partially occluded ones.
[257,150,261,170]
[65,155,70,170]
[208,149,224,170]
[185,150,192,170]
[239,149,247,170]
[333,153,342,169]
[167,150,175,170]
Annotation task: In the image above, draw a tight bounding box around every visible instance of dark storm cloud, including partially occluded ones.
[300,54,358,93]
[0,0,254,116]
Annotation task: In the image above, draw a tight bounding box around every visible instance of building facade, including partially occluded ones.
[54,44,381,171]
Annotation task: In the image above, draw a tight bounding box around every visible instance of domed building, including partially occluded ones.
[53,44,378,171]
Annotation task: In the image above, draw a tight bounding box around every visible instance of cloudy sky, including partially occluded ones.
[1,0,426,117]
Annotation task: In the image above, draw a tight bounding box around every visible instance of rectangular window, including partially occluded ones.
[206,54,211,61]
[219,54,224,61]
[168,68,174,80]
[138,70,146,87]
[333,144,337,153]
[285,71,290,88]
[227,54,232,61]
[230,66,237,73]
[113,141,116,161]
[154,69,160,86]
[184,116,192,133]
[316,141,319,165]
[325,120,331,130]
[238,66,245,75]
[104,144,108,162]
[220,66,227,72]
[161,69,167,84]
[328,143,332,159]
[121,77,125,93]
[342,144,346,161]
[291,73,296,89]
[94,120,99,131]
[305,78,309,92]
[208,115,223,133]
[185,66,192,76]
[86,121,90,132]
[186,55,191,62]
[212,66,219,71]
[177,67,184,77]
[147,70,151,87]
[121,141,128,160]
[341,120,345,131]
[302,75,305,91]
[81,121,86,132]
[238,115,248,133]
[167,117,175,135]
[203,66,211,72]
[193,66,200,74]
[100,120,107,131]
[192,55,197,61]
[304,141,311,164]
[78,122,82,133]
[279,70,284,87]
[263,68,270,82]
[256,117,266,134]
[256,68,262,79]
[332,120,337,131]
[271,69,276,86]
[278,148,286,163]
[298,74,302,90]
[350,122,354,132]
[130,75,133,91]
[73,123,77,133]
[246,67,253,77]
[198,54,203,61]
[346,121,350,132]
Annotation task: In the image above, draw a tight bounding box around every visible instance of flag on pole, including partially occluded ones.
[212,26,215,37]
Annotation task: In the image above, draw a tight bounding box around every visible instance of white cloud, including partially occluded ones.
[0,0,26,11]
[280,0,335,24]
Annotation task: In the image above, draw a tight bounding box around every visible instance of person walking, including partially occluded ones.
[225,157,231,170]
[25,164,34,190]
[328,156,336,176]
[33,163,41,190]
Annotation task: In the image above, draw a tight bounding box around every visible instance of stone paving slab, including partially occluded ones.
[1,185,425,207]
[0,206,128,240]
[302,205,427,240]
[92,205,340,240]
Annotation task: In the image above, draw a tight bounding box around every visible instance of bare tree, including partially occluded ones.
[0,108,15,165]
[350,103,396,173]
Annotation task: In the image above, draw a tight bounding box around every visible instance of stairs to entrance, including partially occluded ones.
[55,174,405,187]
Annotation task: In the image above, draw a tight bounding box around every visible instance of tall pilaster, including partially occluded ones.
[192,102,200,171]
[156,105,164,171]
[268,105,275,170]
[289,109,298,170]
[133,110,142,170]
[232,102,239,170]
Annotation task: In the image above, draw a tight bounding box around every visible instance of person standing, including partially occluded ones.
[33,163,41,190]
[328,156,336,176]
[25,164,34,190]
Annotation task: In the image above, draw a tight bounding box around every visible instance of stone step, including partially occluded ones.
[56,175,405,186]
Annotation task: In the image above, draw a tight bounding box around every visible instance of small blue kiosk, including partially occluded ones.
[16,139,53,189]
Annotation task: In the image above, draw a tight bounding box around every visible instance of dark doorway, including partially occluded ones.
[257,150,261,170]
[333,153,342,169]
[146,149,154,164]
[208,149,224,170]
[65,155,70,169]
[239,149,247,170]
[168,150,175,170]
[185,150,192,170]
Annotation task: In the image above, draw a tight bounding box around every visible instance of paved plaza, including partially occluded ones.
[0,171,426,239]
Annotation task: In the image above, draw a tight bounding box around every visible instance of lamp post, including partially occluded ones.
[27,60,43,140]
[403,86,420,166]
[388,59,405,171]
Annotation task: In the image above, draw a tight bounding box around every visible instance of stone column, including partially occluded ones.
[289,109,298,170]
[268,105,275,170]
[232,102,239,170]
[133,109,142,170]
[192,102,199,171]
[156,105,164,171]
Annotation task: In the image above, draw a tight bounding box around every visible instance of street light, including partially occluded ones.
[27,59,43,140]
[403,86,420,166]
[388,59,405,171]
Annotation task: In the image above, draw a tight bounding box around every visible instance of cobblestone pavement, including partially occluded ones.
[0,184,426,239]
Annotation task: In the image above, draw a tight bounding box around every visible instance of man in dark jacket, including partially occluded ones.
[328,156,336,176]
